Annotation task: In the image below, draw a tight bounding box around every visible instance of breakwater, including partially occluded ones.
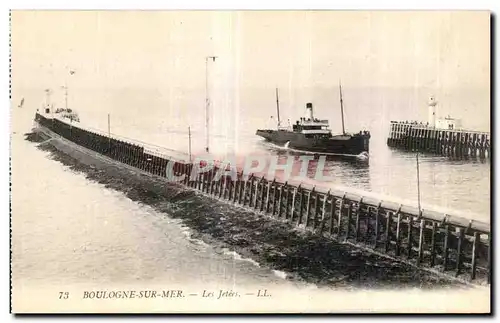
[387,121,491,159]
[33,113,491,285]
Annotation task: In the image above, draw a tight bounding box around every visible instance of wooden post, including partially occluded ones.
[312,192,320,229]
[218,176,224,199]
[260,177,267,212]
[233,177,239,203]
[285,185,291,219]
[253,179,260,209]
[345,201,352,241]
[225,177,231,200]
[195,172,201,190]
[247,175,254,207]
[304,188,313,227]
[205,171,210,193]
[455,228,464,277]
[200,171,205,191]
[291,185,300,223]
[199,171,204,191]
[253,178,259,209]
[215,174,221,197]
[271,183,278,216]
[470,232,479,280]
[354,198,363,242]
[319,190,330,233]
[464,133,470,156]
[238,177,245,205]
[374,202,381,248]
[417,219,425,265]
[395,212,402,256]
[213,169,219,196]
[329,196,336,235]
[198,171,204,190]
[209,168,215,195]
[430,222,437,267]
[265,180,274,214]
[241,175,249,206]
[407,215,413,259]
[337,193,346,237]
[385,213,392,253]
[185,164,191,186]
[277,182,286,218]
[442,225,450,272]
[297,189,305,226]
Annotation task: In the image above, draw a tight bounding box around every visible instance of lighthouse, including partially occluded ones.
[428,95,437,128]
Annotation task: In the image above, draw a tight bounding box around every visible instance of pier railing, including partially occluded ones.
[387,121,491,159]
[34,113,491,285]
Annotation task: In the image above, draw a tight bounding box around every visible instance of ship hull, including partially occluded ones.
[256,129,370,155]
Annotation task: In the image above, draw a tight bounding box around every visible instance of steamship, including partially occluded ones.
[256,85,370,156]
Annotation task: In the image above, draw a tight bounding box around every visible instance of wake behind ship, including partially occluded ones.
[256,86,370,156]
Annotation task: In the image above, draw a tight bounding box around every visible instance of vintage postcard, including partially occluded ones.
[10,10,491,313]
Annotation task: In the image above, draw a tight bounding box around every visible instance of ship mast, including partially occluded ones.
[339,80,346,135]
[275,87,281,128]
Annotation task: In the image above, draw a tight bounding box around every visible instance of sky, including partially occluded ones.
[11,10,490,91]
[10,10,491,136]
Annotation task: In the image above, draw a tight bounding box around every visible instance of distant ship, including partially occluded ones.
[256,84,370,156]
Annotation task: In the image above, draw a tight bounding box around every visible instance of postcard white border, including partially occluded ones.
[3,0,498,321]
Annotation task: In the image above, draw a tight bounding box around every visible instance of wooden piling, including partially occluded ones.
[456,228,464,276]
[297,189,305,226]
[260,177,267,212]
[277,182,285,218]
[430,222,437,267]
[218,176,224,199]
[471,232,479,281]
[304,188,313,227]
[354,198,362,242]
[374,202,381,248]
[248,175,255,207]
[319,190,330,233]
[385,212,392,253]
[443,225,450,272]
[233,178,239,203]
[285,185,291,219]
[238,177,245,205]
[252,177,259,209]
[209,169,215,195]
[242,175,250,206]
[395,212,402,256]
[417,219,425,265]
[329,196,337,235]
[407,215,413,259]
[227,178,234,201]
[337,193,346,237]
[265,180,274,214]
[290,186,299,222]
[312,191,320,229]
[345,201,352,241]
[271,183,278,216]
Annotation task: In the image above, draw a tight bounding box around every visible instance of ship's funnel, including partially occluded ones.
[305,102,314,120]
